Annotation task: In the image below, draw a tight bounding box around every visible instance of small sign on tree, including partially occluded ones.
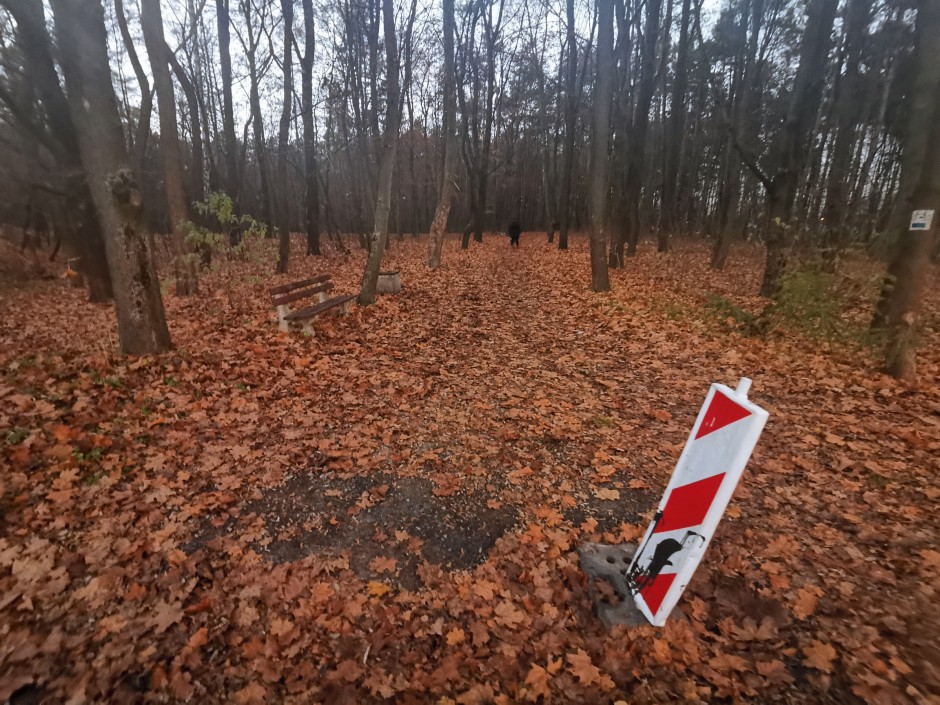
[909,210,934,231]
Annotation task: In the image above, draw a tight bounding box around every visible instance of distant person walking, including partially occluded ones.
[508,221,521,247]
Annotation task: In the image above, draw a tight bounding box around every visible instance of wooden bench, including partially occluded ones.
[270,273,356,334]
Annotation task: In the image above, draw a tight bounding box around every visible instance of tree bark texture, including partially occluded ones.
[114,0,153,178]
[216,0,240,203]
[620,0,661,262]
[6,0,114,302]
[659,0,692,252]
[358,0,403,305]
[141,0,197,295]
[558,0,577,251]
[873,0,940,380]
[427,0,458,269]
[51,0,171,354]
[589,0,613,292]
[759,0,838,297]
[276,0,294,273]
[301,0,321,256]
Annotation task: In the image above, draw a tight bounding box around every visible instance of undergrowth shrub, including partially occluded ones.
[705,264,884,346]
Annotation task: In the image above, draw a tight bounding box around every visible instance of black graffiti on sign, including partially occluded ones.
[628,528,705,593]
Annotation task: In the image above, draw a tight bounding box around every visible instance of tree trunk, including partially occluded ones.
[558,0,577,251]
[168,51,206,203]
[51,0,171,354]
[241,7,274,231]
[114,0,153,178]
[873,0,940,380]
[589,0,613,292]
[759,0,838,297]
[141,0,196,296]
[6,0,114,302]
[427,0,458,269]
[276,0,294,274]
[659,0,692,252]
[301,0,321,256]
[217,0,239,202]
[621,0,662,261]
[821,0,870,267]
[359,0,403,305]
[472,1,501,245]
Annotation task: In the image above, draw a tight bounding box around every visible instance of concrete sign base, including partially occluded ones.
[578,543,683,628]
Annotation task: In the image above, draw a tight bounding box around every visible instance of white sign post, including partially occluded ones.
[626,378,769,626]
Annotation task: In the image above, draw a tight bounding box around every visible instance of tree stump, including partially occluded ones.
[376,270,401,295]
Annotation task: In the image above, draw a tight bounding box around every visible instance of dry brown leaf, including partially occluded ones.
[368,581,391,597]
[493,600,526,629]
[593,487,620,501]
[802,640,838,673]
[792,587,820,619]
[567,649,614,689]
[523,664,552,700]
[233,682,266,705]
[151,601,183,635]
[369,556,398,573]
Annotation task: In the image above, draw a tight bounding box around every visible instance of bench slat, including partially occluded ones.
[284,294,356,321]
[272,281,333,306]
[268,273,331,296]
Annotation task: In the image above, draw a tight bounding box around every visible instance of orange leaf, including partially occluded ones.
[567,649,615,689]
[792,587,820,619]
[186,627,209,650]
[369,556,398,574]
[523,664,552,700]
[802,640,837,673]
[368,581,391,597]
[233,682,266,705]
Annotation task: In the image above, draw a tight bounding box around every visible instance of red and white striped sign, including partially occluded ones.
[627,378,768,626]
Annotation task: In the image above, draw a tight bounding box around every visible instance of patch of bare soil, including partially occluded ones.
[185,471,519,588]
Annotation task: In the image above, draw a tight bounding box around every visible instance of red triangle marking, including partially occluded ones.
[639,572,677,616]
[694,390,751,440]
[653,472,726,533]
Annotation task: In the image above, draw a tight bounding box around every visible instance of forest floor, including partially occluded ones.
[0,233,938,705]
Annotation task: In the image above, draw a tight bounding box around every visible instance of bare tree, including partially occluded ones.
[2,0,114,302]
[217,0,240,202]
[114,0,153,176]
[50,0,171,354]
[589,0,613,291]
[757,0,839,296]
[358,0,412,305]
[427,0,458,269]
[658,0,693,252]
[558,0,577,251]
[275,0,293,273]
[301,0,320,255]
[235,0,275,229]
[618,0,662,263]
[141,0,197,295]
[873,0,940,380]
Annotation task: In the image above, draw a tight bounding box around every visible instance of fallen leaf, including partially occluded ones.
[368,581,391,597]
[802,640,837,673]
[233,682,266,705]
[369,556,398,573]
[593,487,620,501]
[567,649,614,689]
[151,602,183,635]
[792,587,819,619]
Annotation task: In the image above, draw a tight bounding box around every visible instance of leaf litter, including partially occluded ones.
[0,235,938,703]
